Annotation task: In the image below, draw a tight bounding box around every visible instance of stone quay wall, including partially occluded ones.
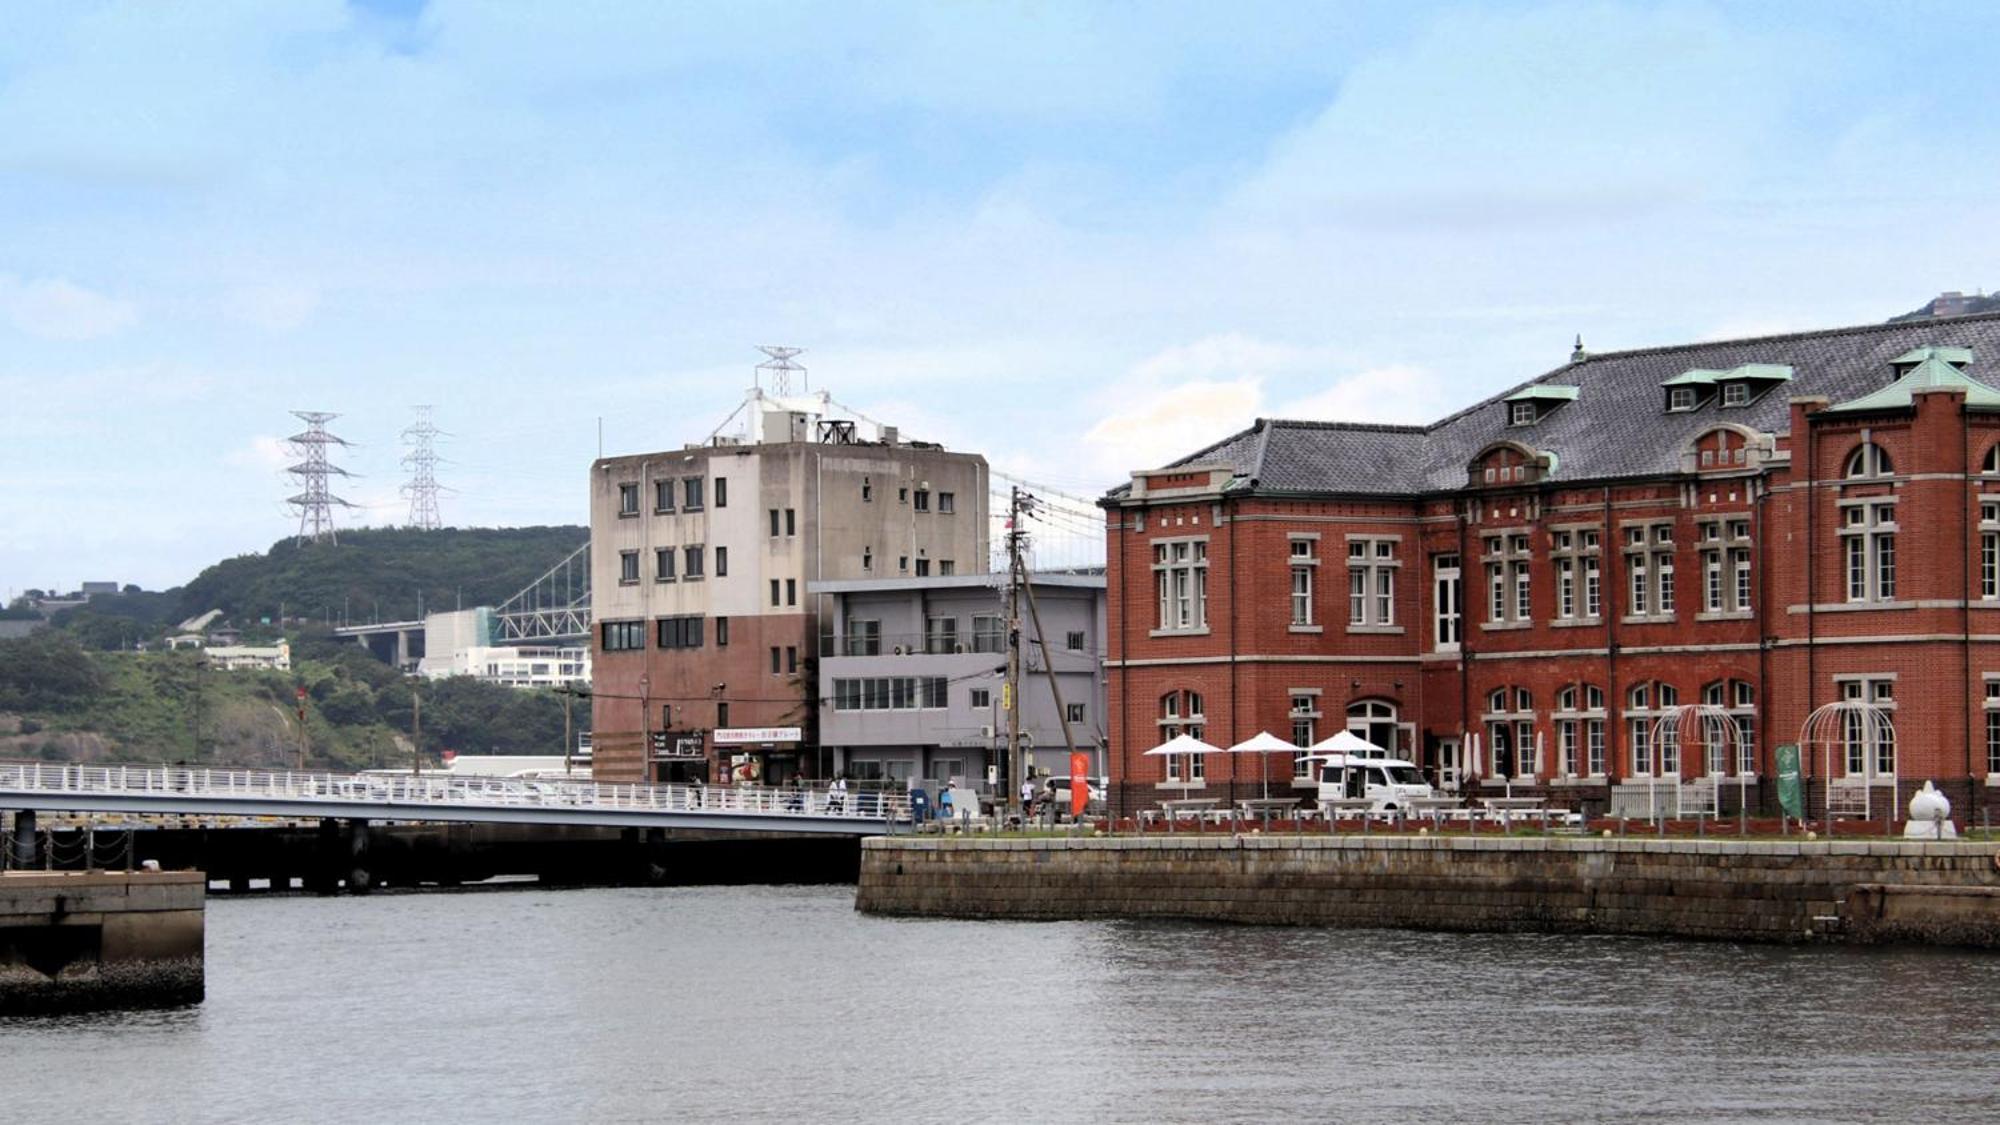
[856,835,2000,945]
[0,870,205,1014]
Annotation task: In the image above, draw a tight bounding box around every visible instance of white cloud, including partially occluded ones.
[0,275,138,340]
[224,435,293,472]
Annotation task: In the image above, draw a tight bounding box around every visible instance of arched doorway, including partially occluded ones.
[1346,699,1399,756]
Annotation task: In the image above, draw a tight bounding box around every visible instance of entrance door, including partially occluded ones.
[1346,700,1399,756]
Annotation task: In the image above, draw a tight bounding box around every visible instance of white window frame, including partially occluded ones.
[1152,537,1210,632]
[1345,536,1400,628]
[1432,553,1462,651]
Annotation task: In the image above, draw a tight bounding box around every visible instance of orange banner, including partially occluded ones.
[1069,751,1090,817]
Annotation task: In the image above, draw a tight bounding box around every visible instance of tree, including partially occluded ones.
[0,632,106,712]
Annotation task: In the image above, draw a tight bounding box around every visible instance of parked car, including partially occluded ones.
[1314,754,1433,812]
[1043,776,1106,817]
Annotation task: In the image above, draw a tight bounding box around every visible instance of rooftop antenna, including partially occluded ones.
[400,404,447,530]
[755,346,807,396]
[286,411,357,545]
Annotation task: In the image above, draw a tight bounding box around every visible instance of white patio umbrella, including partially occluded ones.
[1309,730,1385,756]
[1227,730,1300,799]
[1142,733,1222,791]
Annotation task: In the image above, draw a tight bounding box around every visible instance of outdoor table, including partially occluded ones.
[1403,796,1464,828]
[1476,796,1547,830]
[1158,798,1221,829]
[1317,798,1376,830]
[1236,797,1303,828]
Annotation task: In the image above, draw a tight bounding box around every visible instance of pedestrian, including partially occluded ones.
[938,780,956,821]
[1021,774,1037,818]
[828,773,847,814]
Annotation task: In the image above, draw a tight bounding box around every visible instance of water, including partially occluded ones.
[4,886,1998,1123]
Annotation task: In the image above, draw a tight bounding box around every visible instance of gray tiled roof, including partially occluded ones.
[1128,311,2000,499]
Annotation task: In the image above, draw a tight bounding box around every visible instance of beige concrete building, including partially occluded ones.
[589,384,989,783]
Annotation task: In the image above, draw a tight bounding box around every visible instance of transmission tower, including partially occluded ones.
[401,404,447,530]
[286,411,356,545]
[755,346,807,396]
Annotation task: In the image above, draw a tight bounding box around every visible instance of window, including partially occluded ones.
[1347,699,1400,757]
[1347,537,1397,627]
[938,560,955,576]
[1481,689,1534,777]
[771,646,782,674]
[914,489,930,512]
[1698,519,1753,615]
[1668,387,1697,412]
[898,556,909,573]
[898,486,908,504]
[862,478,874,502]
[1841,502,1897,602]
[1721,382,1749,407]
[970,688,992,710]
[786,509,796,536]
[618,483,639,515]
[1554,685,1606,777]
[1152,539,1210,631]
[1983,502,2000,601]
[717,702,728,728]
[1483,534,1531,625]
[655,548,675,581]
[1509,402,1536,426]
[1985,679,2000,774]
[1844,442,1893,479]
[1550,529,1602,622]
[684,545,704,578]
[845,619,881,656]
[683,478,704,511]
[619,550,639,584]
[939,492,955,513]
[1985,446,2000,476]
[924,616,959,654]
[655,479,675,513]
[1066,703,1086,724]
[915,559,931,577]
[1289,538,1316,626]
[1433,554,1462,650]
[769,509,782,536]
[716,616,729,646]
[1625,681,1679,776]
[714,477,727,507]
[600,620,644,651]
[832,677,950,711]
[1837,678,1896,777]
[862,548,873,572]
[787,646,798,673]
[1157,691,1207,782]
[785,578,796,606]
[973,615,1005,653]
[1624,523,1676,618]
[769,579,781,607]
[656,615,704,650]
[1065,630,1085,652]
[1291,694,1321,779]
[1701,680,1757,774]
[715,546,728,577]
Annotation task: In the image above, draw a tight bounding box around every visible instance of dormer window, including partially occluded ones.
[1510,402,1536,426]
[1502,384,1578,427]
[1721,382,1749,407]
[1668,387,1698,412]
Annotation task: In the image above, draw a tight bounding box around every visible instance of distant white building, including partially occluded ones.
[430,644,591,688]
[205,640,291,672]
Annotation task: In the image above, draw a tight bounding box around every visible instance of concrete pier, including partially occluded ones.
[0,870,204,1014]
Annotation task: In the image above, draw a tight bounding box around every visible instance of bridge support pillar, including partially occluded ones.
[346,819,373,894]
[308,818,341,895]
[645,827,668,885]
[11,809,37,869]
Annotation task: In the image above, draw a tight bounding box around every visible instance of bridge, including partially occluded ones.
[0,762,903,837]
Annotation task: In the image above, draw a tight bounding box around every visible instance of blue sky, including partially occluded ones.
[6,1,2000,593]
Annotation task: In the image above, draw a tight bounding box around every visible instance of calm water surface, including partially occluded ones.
[3,885,1996,1123]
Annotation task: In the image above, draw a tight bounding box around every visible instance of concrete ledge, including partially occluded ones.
[0,870,205,1014]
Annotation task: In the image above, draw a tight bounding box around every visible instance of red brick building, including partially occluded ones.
[1102,315,2000,821]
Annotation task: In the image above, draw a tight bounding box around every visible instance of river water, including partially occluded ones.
[3,885,1997,1123]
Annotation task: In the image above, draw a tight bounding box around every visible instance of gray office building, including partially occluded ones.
[814,572,1106,790]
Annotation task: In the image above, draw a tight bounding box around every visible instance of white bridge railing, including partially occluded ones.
[0,761,908,823]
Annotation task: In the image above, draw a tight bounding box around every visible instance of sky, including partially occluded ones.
[6,0,2000,594]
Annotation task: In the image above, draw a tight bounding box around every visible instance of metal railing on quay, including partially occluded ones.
[0,761,909,822]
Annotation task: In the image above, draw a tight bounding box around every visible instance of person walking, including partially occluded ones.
[828,773,848,814]
[1021,774,1038,821]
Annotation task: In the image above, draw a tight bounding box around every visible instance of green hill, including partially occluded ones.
[177,525,587,627]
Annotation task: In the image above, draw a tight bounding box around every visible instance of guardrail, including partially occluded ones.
[0,761,909,823]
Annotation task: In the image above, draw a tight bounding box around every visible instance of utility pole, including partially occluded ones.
[1005,485,1027,819]
[411,684,422,776]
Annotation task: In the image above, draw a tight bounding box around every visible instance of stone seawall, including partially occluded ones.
[0,870,205,1014]
[856,835,2000,945]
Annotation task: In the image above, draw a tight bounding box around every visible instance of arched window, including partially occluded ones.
[1481,687,1535,778]
[1983,444,2000,475]
[1845,442,1893,479]
[1554,684,1607,777]
[1345,699,1399,756]
[1625,681,1681,776]
[1158,691,1206,782]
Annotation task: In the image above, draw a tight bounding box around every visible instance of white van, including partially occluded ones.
[1316,753,1434,812]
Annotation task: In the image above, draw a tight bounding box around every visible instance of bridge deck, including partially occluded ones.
[0,763,902,836]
